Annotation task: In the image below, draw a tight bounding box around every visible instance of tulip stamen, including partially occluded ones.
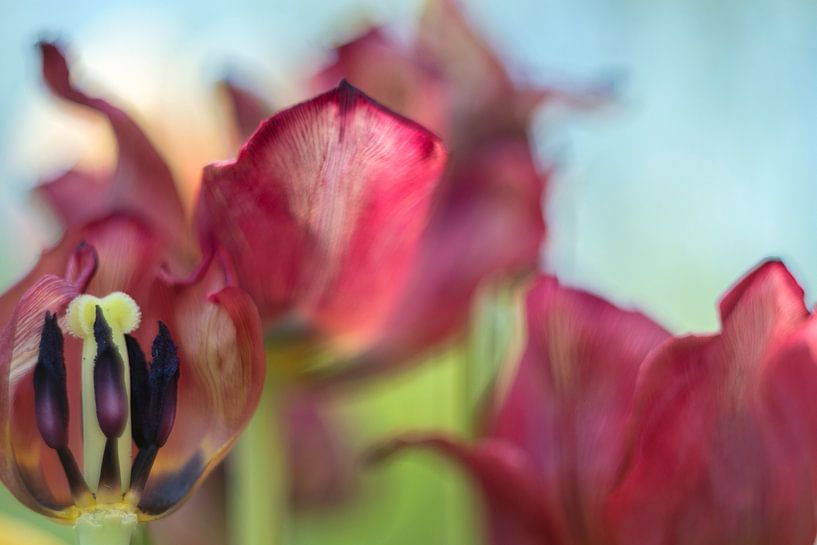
[56,446,94,507]
[33,312,93,505]
[96,438,123,504]
[35,292,180,538]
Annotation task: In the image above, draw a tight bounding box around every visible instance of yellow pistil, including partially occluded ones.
[65,292,140,495]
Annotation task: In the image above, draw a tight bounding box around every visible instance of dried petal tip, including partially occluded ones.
[93,306,128,439]
[34,312,69,449]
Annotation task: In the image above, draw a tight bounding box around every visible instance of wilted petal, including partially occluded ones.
[0,233,94,332]
[372,277,668,544]
[610,260,817,545]
[36,170,107,231]
[0,274,82,519]
[136,268,264,519]
[198,81,445,348]
[485,277,667,543]
[336,139,548,379]
[37,42,188,248]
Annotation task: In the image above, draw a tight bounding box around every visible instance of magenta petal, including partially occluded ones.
[198,81,446,346]
[490,276,668,543]
[610,261,817,545]
[37,42,188,246]
[362,139,548,372]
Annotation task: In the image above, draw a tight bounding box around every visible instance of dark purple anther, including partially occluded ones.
[34,313,69,449]
[127,321,180,492]
[93,306,128,439]
[150,321,179,447]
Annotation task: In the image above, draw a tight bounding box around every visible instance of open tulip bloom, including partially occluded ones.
[375,261,817,545]
[3,5,811,545]
[0,38,454,543]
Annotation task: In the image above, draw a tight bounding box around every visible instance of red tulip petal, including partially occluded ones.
[370,434,558,545]
[220,78,275,142]
[198,82,446,347]
[0,274,82,519]
[610,261,817,545]
[37,42,188,246]
[489,276,667,542]
[137,270,264,519]
[36,170,108,230]
[0,235,87,332]
[383,140,549,368]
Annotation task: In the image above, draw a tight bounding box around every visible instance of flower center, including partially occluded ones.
[65,292,141,497]
[33,290,180,519]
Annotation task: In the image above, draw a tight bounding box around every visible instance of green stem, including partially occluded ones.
[74,509,136,545]
[229,374,287,545]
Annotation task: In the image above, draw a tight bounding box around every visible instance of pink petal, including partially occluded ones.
[137,267,265,518]
[37,42,189,249]
[198,82,446,348]
[492,276,668,542]
[610,260,817,545]
[0,274,82,519]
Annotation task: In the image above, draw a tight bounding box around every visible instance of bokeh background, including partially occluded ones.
[1,0,815,543]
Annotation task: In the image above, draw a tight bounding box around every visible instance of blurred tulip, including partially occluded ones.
[371,275,669,544]
[609,260,817,545]
[375,261,817,545]
[309,0,609,381]
[0,43,265,542]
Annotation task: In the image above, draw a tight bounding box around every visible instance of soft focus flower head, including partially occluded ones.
[610,260,817,545]
[370,274,669,544]
[0,42,266,536]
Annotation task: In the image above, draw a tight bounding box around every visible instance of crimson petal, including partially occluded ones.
[37,42,188,248]
[198,81,446,348]
[610,260,817,545]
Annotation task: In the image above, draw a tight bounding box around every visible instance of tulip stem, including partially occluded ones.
[74,509,137,545]
[229,373,287,545]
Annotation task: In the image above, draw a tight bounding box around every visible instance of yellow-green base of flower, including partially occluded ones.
[75,507,137,545]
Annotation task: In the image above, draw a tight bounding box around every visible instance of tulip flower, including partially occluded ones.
[308,0,609,380]
[370,275,669,544]
[609,260,817,545]
[0,43,265,545]
[197,80,447,355]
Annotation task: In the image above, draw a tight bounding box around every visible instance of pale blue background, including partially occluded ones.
[1,0,815,330]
